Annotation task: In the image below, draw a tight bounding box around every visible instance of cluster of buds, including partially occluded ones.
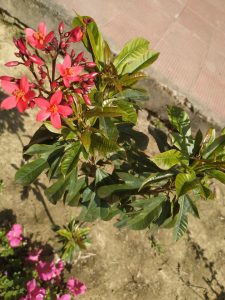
[0,21,98,129]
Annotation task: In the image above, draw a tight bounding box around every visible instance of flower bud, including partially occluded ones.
[29,55,44,65]
[58,21,64,34]
[60,41,66,49]
[68,27,83,43]
[81,74,90,80]
[86,62,97,68]
[71,49,75,57]
[89,72,98,78]
[14,52,21,57]
[24,60,32,67]
[66,94,74,105]
[51,81,58,89]
[74,51,84,63]
[64,32,70,37]
[0,76,14,81]
[83,94,92,106]
[74,88,83,94]
[5,61,19,67]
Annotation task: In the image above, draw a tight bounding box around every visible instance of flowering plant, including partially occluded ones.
[1,14,225,242]
[0,223,86,299]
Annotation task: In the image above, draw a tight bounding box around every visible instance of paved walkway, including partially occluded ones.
[53,0,225,125]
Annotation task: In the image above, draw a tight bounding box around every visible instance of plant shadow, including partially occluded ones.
[0,91,27,134]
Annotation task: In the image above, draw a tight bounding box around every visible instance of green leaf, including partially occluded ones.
[80,192,109,221]
[114,38,149,74]
[85,106,124,118]
[151,149,188,170]
[168,106,194,155]
[65,174,87,206]
[139,172,174,190]
[45,175,71,204]
[175,171,196,197]
[127,196,165,230]
[120,72,148,87]
[207,169,225,184]
[44,121,62,134]
[99,117,119,141]
[117,100,137,124]
[95,168,109,184]
[90,133,119,155]
[192,129,203,156]
[202,135,225,159]
[173,195,199,240]
[115,88,149,101]
[15,158,48,186]
[61,142,81,175]
[80,130,91,152]
[122,50,159,75]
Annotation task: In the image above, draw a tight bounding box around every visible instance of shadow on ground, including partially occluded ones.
[0,91,27,134]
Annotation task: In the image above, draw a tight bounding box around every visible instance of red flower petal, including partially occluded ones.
[63,77,70,88]
[45,31,55,43]
[50,91,62,105]
[36,110,51,121]
[56,64,65,76]
[1,96,17,109]
[38,22,47,36]
[35,97,50,109]
[17,99,28,113]
[63,54,71,69]
[1,80,18,94]
[19,76,29,93]
[25,90,36,101]
[51,113,61,129]
[58,105,73,117]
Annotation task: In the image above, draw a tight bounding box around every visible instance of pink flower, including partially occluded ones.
[37,260,56,281]
[7,224,23,248]
[20,279,46,300]
[27,248,42,262]
[35,91,73,129]
[57,54,83,87]
[54,259,64,277]
[68,26,83,42]
[57,294,71,300]
[0,76,35,112]
[67,277,87,297]
[25,22,54,50]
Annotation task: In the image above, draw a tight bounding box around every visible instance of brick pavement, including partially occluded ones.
[52,0,225,125]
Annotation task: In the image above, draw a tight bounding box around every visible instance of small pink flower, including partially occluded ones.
[67,277,87,297]
[27,248,42,262]
[37,260,56,281]
[57,294,71,300]
[25,22,54,50]
[56,54,83,87]
[20,279,46,300]
[7,224,23,248]
[35,90,73,129]
[68,26,83,42]
[54,259,64,277]
[0,76,35,112]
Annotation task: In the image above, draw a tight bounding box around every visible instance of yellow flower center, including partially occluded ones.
[65,67,74,76]
[50,104,58,113]
[13,89,25,101]
[33,31,45,45]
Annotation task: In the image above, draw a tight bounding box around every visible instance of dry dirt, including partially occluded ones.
[1,15,225,300]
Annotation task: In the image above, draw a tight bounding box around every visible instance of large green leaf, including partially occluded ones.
[207,169,225,184]
[117,100,137,124]
[127,196,165,230]
[80,192,109,221]
[173,195,199,240]
[85,107,124,119]
[24,144,60,156]
[122,50,159,75]
[114,38,149,74]
[168,106,194,155]
[90,133,119,155]
[139,172,174,190]
[45,175,71,204]
[65,174,87,206]
[15,159,48,186]
[61,142,81,175]
[115,89,149,101]
[99,117,119,141]
[175,171,196,197]
[120,72,148,87]
[202,135,225,159]
[151,149,188,170]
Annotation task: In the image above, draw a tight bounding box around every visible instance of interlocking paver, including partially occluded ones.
[51,0,225,124]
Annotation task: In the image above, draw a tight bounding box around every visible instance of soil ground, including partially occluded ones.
[1,16,225,300]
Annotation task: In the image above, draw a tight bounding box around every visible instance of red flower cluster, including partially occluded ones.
[0,21,98,129]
